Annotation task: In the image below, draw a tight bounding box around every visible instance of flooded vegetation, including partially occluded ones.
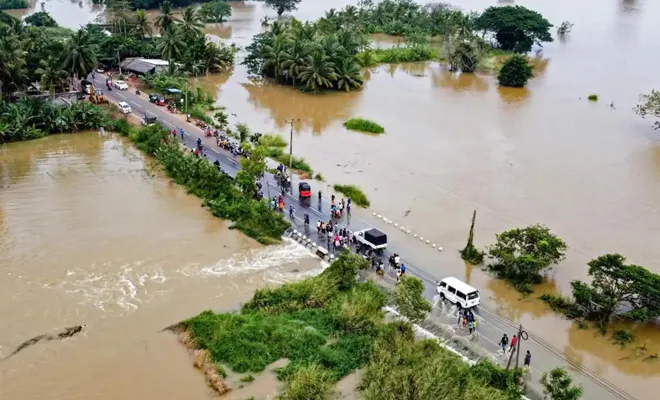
[3,0,660,399]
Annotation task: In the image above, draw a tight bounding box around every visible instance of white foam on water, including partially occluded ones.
[57,262,167,312]
[177,238,317,278]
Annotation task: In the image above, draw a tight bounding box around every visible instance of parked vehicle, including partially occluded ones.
[354,228,387,252]
[114,80,129,90]
[141,115,157,126]
[117,101,132,114]
[436,277,480,309]
[96,66,105,73]
[298,182,312,198]
[148,94,166,106]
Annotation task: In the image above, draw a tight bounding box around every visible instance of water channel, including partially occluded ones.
[3,0,660,398]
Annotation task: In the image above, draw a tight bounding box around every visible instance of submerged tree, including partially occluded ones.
[200,0,232,23]
[265,0,301,17]
[541,367,583,400]
[498,54,534,87]
[488,224,567,293]
[461,210,484,264]
[634,89,660,130]
[475,5,553,53]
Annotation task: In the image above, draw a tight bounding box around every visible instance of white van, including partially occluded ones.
[436,277,480,309]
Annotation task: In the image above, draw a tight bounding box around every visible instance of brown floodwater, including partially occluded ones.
[9,0,660,398]
[0,133,323,399]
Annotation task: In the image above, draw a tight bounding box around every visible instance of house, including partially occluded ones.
[120,58,170,75]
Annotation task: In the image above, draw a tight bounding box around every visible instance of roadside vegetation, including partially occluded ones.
[0,99,109,143]
[178,252,523,399]
[112,122,289,244]
[333,184,370,207]
[343,118,385,134]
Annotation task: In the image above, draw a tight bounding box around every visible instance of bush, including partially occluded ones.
[314,173,324,181]
[370,45,438,63]
[541,367,583,400]
[333,184,370,207]
[0,0,27,9]
[539,293,583,319]
[588,94,598,101]
[259,134,287,148]
[189,105,213,125]
[497,54,534,87]
[275,154,313,174]
[392,276,432,323]
[278,364,333,400]
[343,118,385,134]
[240,374,255,383]
[612,329,635,348]
[24,11,57,27]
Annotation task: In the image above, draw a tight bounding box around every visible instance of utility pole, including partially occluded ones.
[117,50,122,75]
[285,118,299,169]
[506,324,528,371]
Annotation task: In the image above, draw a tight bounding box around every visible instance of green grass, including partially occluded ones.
[333,184,370,207]
[314,173,324,181]
[189,104,214,125]
[369,46,438,64]
[114,123,289,244]
[259,134,287,148]
[274,154,313,174]
[588,94,599,101]
[343,118,385,134]
[612,329,635,348]
[240,374,255,383]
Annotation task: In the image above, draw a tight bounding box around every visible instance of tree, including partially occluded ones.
[237,145,267,196]
[158,26,185,61]
[24,11,57,27]
[200,0,232,23]
[154,0,178,32]
[62,29,98,82]
[392,276,432,323]
[498,54,533,87]
[179,6,204,39]
[541,368,583,400]
[488,224,567,292]
[475,5,553,53]
[634,89,660,130]
[461,210,484,264]
[35,57,67,98]
[264,0,301,17]
[334,58,363,92]
[133,9,152,38]
[449,40,482,73]
[298,50,336,93]
[571,254,660,324]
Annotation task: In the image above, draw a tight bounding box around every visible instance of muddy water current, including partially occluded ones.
[6,0,660,398]
[0,133,323,399]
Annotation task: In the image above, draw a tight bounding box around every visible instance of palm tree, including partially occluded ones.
[201,42,233,74]
[62,30,97,86]
[0,36,28,98]
[261,34,287,82]
[36,57,67,98]
[334,58,363,92]
[298,50,336,93]
[158,26,185,61]
[180,6,204,39]
[133,9,152,38]
[280,39,309,86]
[154,0,178,33]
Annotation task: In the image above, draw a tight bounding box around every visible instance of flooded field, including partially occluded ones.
[0,133,322,399]
[5,0,660,398]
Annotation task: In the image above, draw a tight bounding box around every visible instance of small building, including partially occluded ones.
[120,58,170,75]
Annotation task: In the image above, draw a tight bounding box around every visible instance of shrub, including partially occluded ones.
[275,154,313,174]
[278,363,333,400]
[497,54,534,87]
[0,0,28,10]
[259,134,287,148]
[612,329,635,348]
[588,94,598,101]
[314,173,323,181]
[343,118,385,134]
[370,45,438,63]
[541,367,583,400]
[189,105,213,125]
[240,374,255,383]
[333,184,370,207]
[392,276,432,323]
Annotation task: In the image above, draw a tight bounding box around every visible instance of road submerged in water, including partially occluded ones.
[90,72,638,400]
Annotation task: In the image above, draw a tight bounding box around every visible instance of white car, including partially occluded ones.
[117,101,132,114]
[114,80,129,90]
[96,67,105,73]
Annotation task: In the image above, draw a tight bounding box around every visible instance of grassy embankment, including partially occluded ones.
[258,134,314,177]
[112,120,289,244]
[333,184,370,208]
[177,252,523,399]
[343,118,385,134]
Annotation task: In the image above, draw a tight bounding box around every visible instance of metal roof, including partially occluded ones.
[120,58,170,74]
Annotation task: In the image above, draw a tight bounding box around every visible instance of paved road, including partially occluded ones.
[90,73,635,400]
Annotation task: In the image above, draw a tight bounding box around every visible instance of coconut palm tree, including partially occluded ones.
[0,36,28,98]
[158,25,185,61]
[201,42,233,74]
[298,50,336,93]
[261,34,288,81]
[154,0,178,33]
[62,30,97,85]
[334,58,363,92]
[280,39,309,86]
[133,9,152,38]
[180,6,204,39]
[36,57,67,98]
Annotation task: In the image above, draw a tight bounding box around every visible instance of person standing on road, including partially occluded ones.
[524,351,531,369]
[180,128,184,140]
[498,334,509,354]
[318,190,322,201]
[304,213,310,225]
[509,334,517,355]
[289,205,295,220]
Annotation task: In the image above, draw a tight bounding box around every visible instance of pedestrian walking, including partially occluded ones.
[498,334,509,354]
[304,213,310,225]
[509,334,517,355]
[331,194,335,205]
[318,190,322,201]
[468,320,475,335]
[347,203,351,216]
[524,351,531,369]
